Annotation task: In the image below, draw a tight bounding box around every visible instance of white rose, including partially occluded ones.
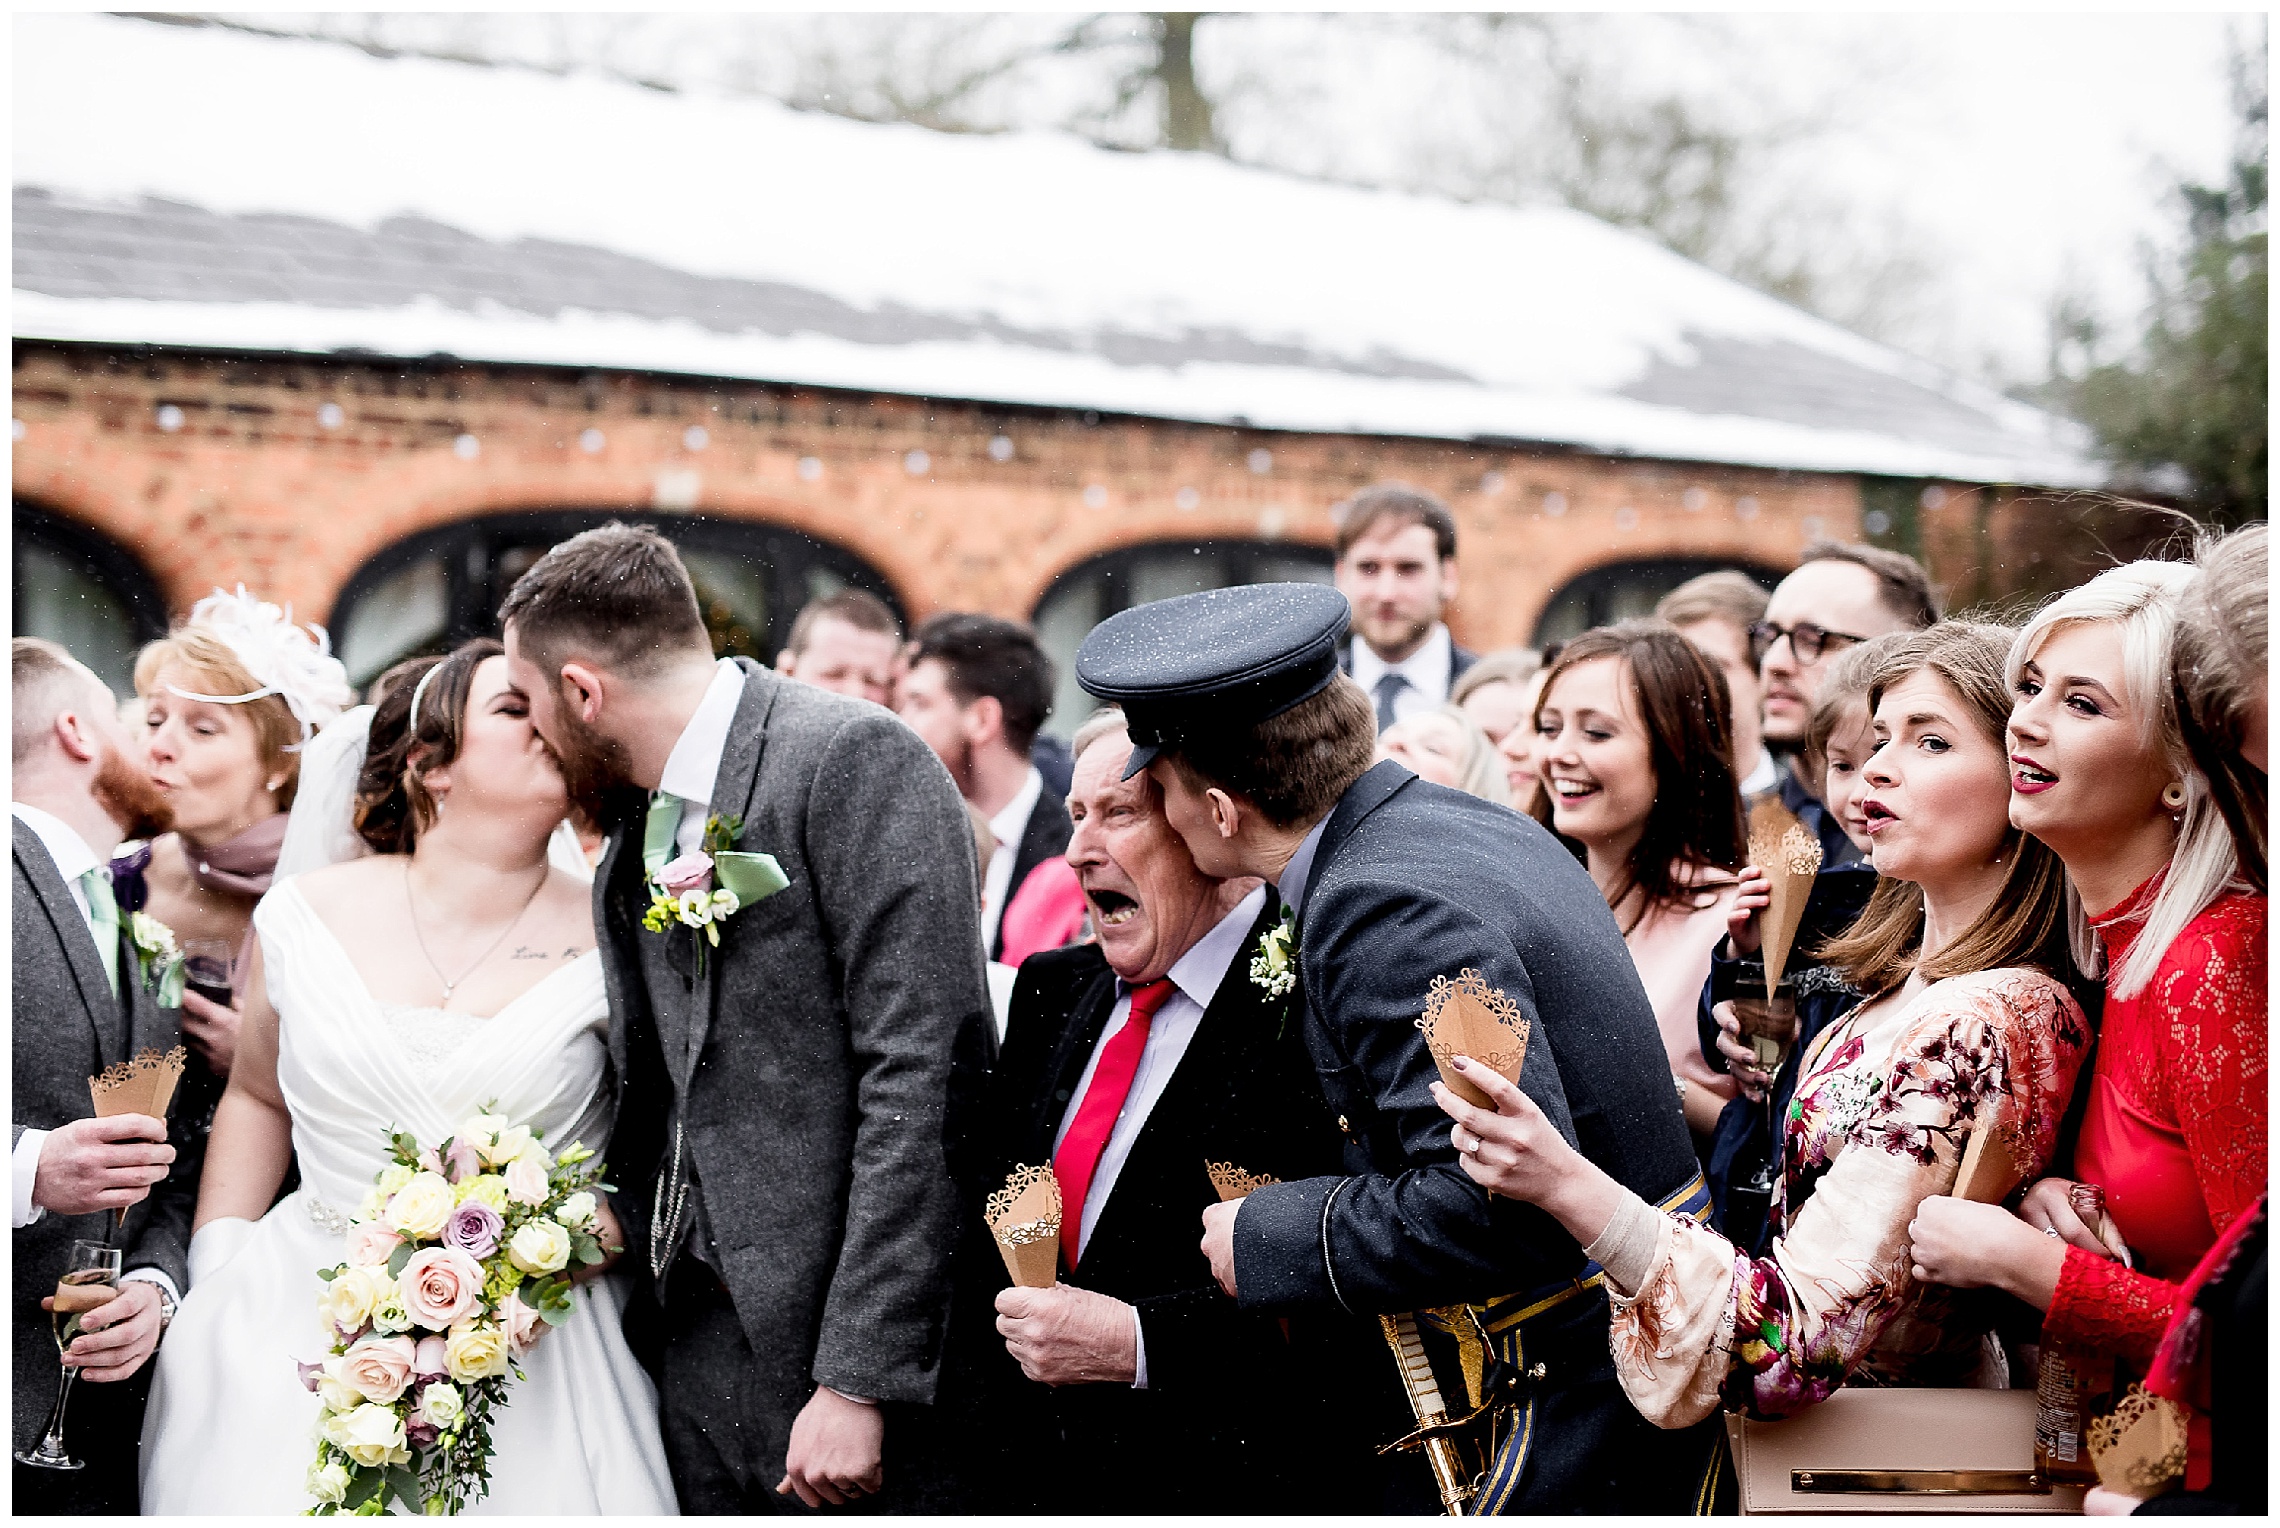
[507,1220,571,1276]
[557,1191,598,1229]
[414,1379,465,1432]
[443,1322,510,1382]
[316,1264,392,1335]
[460,1112,509,1150]
[314,1357,363,1414]
[323,1401,409,1469]
[305,1458,352,1506]
[502,1156,550,1207]
[385,1171,456,1239]
[485,1124,536,1168]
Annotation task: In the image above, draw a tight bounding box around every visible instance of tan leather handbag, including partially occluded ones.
[1725,1389,2089,1514]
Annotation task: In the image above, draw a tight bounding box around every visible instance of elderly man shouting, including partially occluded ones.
[975,708,1396,1513]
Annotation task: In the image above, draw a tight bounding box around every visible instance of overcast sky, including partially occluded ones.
[200,10,2256,386]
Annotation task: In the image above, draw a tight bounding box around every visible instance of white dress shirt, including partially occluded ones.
[656,659,747,856]
[1051,884,1269,1387]
[979,766,1045,952]
[10,805,179,1301]
[1739,746,1780,799]
[1349,622,1455,728]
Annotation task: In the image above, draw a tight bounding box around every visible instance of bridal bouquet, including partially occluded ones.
[301,1111,611,1515]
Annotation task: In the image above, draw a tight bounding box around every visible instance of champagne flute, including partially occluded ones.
[17,1240,123,1471]
[1732,972,1799,1204]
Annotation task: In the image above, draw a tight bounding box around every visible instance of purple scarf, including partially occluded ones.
[185,813,291,899]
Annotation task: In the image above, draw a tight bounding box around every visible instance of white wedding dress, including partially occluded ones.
[140,881,677,1515]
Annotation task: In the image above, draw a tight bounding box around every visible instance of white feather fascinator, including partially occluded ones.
[170,585,355,748]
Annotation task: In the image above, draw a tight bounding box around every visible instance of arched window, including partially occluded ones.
[330,511,902,689]
[12,501,169,694]
[1533,556,1785,647]
[1032,540,1334,736]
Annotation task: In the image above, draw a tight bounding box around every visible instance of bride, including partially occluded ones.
[140,639,676,1514]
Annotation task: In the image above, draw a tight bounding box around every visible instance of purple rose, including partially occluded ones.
[298,1358,326,1393]
[444,1140,484,1183]
[406,1418,440,1451]
[442,1200,504,1259]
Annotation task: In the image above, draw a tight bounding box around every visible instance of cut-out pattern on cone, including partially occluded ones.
[1416,968,1529,1109]
[1205,1160,1279,1203]
[984,1164,1062,1288]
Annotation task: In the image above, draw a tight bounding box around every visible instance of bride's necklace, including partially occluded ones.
[404,861,549,1006]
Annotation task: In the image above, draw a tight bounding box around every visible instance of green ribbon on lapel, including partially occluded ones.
[713,850,789,905]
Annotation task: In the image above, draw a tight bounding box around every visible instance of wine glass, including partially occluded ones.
[180,937,236,1007]
[1732,977,1799,1205]
[17,1239,123,1471]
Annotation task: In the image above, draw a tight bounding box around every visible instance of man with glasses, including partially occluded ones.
[1751,539,1940,866]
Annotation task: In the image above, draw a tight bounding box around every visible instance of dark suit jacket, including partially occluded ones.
[963,902,1400,1512]
[1233,762,1700,1315]
[11,818,196,1476]
[1337,633,1479,703]
[594,662,995,1472]
[991,784,1073,961]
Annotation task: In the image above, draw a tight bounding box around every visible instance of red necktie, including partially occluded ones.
[1054,977,1178,1269]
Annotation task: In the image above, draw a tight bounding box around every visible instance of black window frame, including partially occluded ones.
[1532,555,1786,647]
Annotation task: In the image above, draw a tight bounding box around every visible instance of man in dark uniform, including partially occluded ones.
[1075,584,1719,1515]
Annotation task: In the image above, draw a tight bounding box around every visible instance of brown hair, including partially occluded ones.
[1163,673,1378,830]
[2173,524,2268,892]
[1450,647,1543,706]
[1527,620,1746,927]
[134,627,305,808]
[1797,539,1942,630]
[1332,481,1458,562]
[1804,631,1915,758]
[1654,568,1769,633]
[12,637,97,763]
[907,613,1055,755]
[1816,622,2074,995]
[354,638,502,854]
[785,587,900,655]
[495,522,709,676]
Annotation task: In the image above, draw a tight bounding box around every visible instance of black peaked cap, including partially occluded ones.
[1074,583,1351,778]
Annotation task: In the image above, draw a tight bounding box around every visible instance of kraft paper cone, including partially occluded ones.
[90,1046,185,1226]
[1416,969,1529,1110]
[2088,1385,2188,1496]
[1951,1118,2029,1204]
[1746,797,1823,998]
[1206,1161,1279,1203]
[985,1164,1062,1289]
[90,1045,186,1124]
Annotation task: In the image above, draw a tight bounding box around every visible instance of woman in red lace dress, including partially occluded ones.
[1907,560,2267,1371]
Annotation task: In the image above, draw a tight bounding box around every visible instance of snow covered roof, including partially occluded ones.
[13,13,2101,488]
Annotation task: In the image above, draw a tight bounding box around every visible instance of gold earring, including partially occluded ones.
[2162,781,2188,811]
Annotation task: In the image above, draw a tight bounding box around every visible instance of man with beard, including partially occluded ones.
[895,614,1070,962]
[499,523,991,1513]
[12,638,197,1513]
[966,708,1400,1512]
[1333,483,1477,730]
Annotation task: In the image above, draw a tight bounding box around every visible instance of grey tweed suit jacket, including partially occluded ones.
[12,817,196,1451]
[595,663,993,1433]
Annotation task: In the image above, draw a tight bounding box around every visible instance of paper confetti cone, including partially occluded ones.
[1415,969,1530,1110]
[984,1164,1063,1288]
[89,1045,186,1225]
[1746,796,1823,998]
[1205,1161,1280,1203]
[2088,1384,2189,1497]
[1951,1117,2030,1204]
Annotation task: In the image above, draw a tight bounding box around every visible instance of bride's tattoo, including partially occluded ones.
[511,944,586,960]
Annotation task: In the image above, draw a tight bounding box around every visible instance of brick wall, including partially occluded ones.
[12,343,1889,643]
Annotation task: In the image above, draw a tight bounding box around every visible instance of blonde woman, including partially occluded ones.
[1377,702,1512,805]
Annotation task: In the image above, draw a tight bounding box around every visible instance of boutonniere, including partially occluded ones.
[639,814,791,974]
[125,911,187,1006]
[1249,909,1297,998]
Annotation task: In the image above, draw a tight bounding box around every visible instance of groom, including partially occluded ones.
[501,525,993,1513]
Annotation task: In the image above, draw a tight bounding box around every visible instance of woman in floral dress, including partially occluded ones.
[1431,622,2091,1427]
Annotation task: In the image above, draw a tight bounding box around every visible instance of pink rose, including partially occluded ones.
[418,1148,444,1175]
[656,851,714,895]
[399,1246,484,1329]
[444,1140,483,1183]
[413,1334,449,1378]
[344,1222,402,1268]
[339,1334,417,1404]
[500,1291,546,1357]
[502,1157,550,1207]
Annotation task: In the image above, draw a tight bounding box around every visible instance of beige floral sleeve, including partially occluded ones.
[1602,967,2089,1428]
